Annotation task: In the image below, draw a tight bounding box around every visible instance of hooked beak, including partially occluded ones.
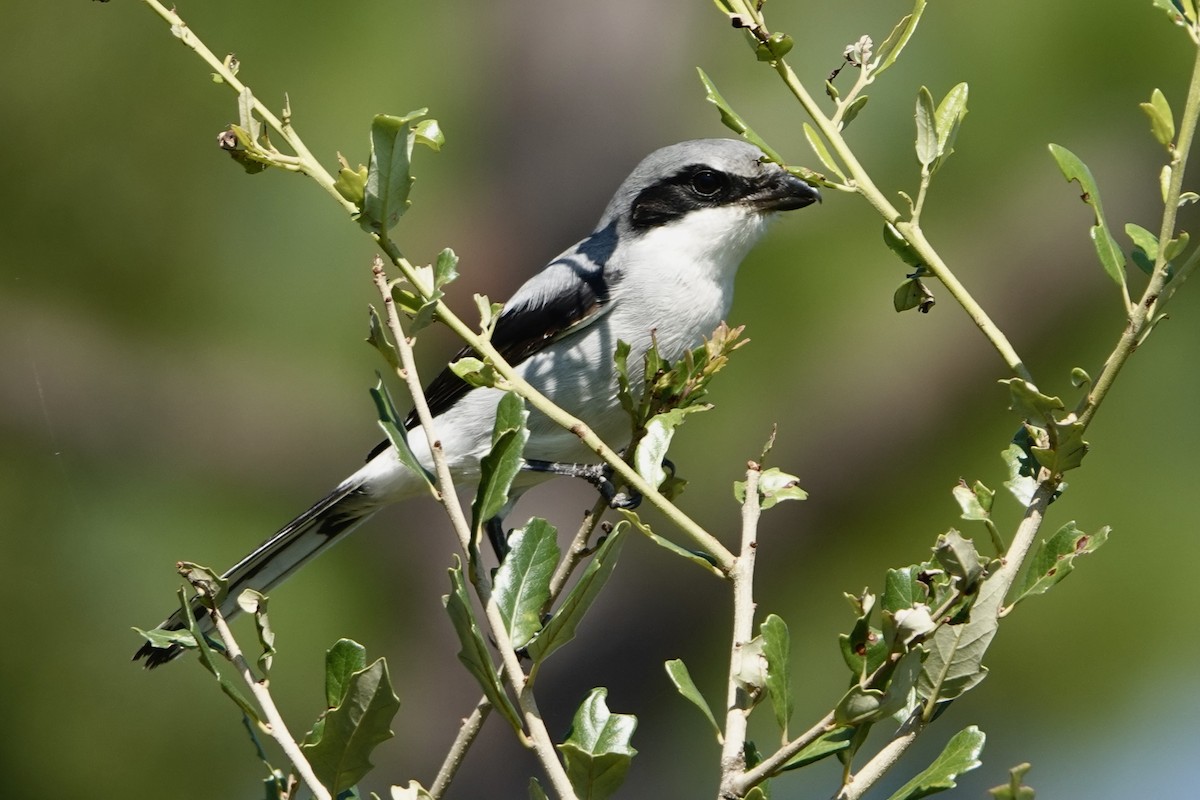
[749,170,821,212]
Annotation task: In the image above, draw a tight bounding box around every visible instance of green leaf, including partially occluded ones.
[238,86,262,143]
[528,778,549,800]
[558,688,638,800]
[842,95,870,129]
[882,567,918,614]
[835,683,886,726]
[365,305,401,371]
[300,656,401,796]
[754,32,794,62]
[635,405,709,487]
[697,68,784,163]
[835,649,922,726]
[664,659,721,737]
[918,572,1005,705]
[1126,222,1160,262]
[915,86,938,167]
[132,625,197,653]
[1140,88,1176,149]
[618,510,723,577]
[470,392,529,533]
[362,110,428,233]
[527,524,627,663]
[412,118,445,151]
[323,639,368,708]
[1013,522,1109,605]
[804,122,845,181]
[335,159,368,207]
[236,589,276,674]
[448,356,497,387]
[433,247,459,289]
[733,467,807,509]
[933,529,984,591]
[443,560,523,733]
[999,378,1064,426]
[493,518,560,648]
[988,762,1036,800]
[369,378,435,493]
[839,590,886,678]
[1164,231,1189,260]
[171,584,264,725]
[1048,143,1127,292]
[779,726,854,771]
[932,82,969,172]
[883,223,925,268]
[893,277,936,313]
[952,480,993,521]
[390,781,435,800]
[874,11,922,76]
[1001,438,1039,506]
[884,726,986,800]
[1030,421,1088,474]
[760,614,792,737]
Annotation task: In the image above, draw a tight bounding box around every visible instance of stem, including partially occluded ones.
[371,258,475,554]
[372,257,578,799]
[207,607,331,800]
[1077,43,1200,430]
[994,479,1057,607]
[548,497,609,602]
[769,59,1033,384]
[834,714,923,800]
[139,0,354,214]
[717,463,763,799]
[731,712,837,795]
[430,699,491,799]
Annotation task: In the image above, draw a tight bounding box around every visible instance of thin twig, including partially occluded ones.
[1077,42,1200,431]
[834,713,923,800]
[767,58,1032,384]
[208,607,331,800]
[138,0,354,214]
[548,496,610,601]
[430,698,491,799]
[371,256,579,800]
[732,712,837,795]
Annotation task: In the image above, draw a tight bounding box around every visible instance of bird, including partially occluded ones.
[134,138,820,667]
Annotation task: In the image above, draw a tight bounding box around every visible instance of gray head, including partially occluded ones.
[600,138,819,234]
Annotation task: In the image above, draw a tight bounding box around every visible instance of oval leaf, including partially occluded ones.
[493,518,560,648]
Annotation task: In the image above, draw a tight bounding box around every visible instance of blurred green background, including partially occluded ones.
[3,1,1197,797]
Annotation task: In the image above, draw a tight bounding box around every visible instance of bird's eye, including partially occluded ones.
[689,169,725,197]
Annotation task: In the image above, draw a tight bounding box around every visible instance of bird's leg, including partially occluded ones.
[521,458,676,510]
[484,516,510,562]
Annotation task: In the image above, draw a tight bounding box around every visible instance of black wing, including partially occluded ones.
[399,220,621,432]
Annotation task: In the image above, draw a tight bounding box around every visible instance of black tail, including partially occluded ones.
[133,480,378,668]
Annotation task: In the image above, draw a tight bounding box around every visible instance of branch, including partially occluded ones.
[770,57,1032,383]
[430,697,491,799]
[1077,42,1200,430]
[138,0,354,214]
[207,605,331,800]
[371,257,579,800]
[717,462,763,799]
[731,712,837,795]
[834,714,922,800]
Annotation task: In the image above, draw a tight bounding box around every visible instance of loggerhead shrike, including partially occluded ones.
[134,138,819,667]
